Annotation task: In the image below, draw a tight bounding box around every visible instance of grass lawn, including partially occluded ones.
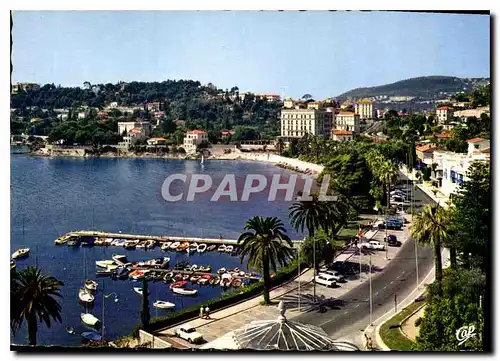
[337,219,371,238]
[379,299,426,351]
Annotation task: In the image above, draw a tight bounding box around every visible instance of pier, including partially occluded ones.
[66,230,303,248]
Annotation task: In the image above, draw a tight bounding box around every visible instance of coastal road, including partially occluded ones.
[291,182,436,341]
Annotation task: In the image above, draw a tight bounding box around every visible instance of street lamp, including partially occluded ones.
[369,255,373,326]
[102,291,119,342]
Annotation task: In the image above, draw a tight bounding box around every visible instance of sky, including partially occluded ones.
[11,11,490,99]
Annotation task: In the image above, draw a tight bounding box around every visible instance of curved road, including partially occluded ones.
[292,182,436,340]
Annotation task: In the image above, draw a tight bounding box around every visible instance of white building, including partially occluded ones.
[453,106,490,120]
[283,98,295,109]
[354,99,374,121]
[436,106,454,125]
[280,108,333,138]
[334,111,360,135]
[331,129,354,141]
[183,130,208,153]
[118,121,152,137]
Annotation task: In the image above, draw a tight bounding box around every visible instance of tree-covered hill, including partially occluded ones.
[336,76,490,100]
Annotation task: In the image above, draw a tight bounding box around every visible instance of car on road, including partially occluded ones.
[314,274,337,287]
[175,325,204,344]
[358,240,386,251]
[319,270,346,283]
[378,221,403,230]
[385,235,402,247]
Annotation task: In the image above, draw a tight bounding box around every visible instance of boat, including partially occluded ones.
[170,241,181,250]
[66,327,75,335]
[129,270,148,280]
[170,281,187,289]
[182,274,190,281]
[80,313,100,328]
[198,265,211,272]
[112,254,127,264]
[197,243,207,253]
[94,238,105,246]
[201,154,204,165]
[161,242,172,251]
[10,260,15,271]
[67,239,79,247]
[207,245,216,252]
[11,248,30,260]
[112,239,126,247]
[210,276,220,286]
[124,240,139,249]
[176,242,190,252]
[190,275,201,283]
[216,267,227,275]
[79,288,95,303]
[198,278,209,285]
[220,273,232,287]
[146,240,157,249]
[106,264,119,271]
[54,235,69,245]
[96,260,115,268]
[217,245,226,252]
[134,287,143,296]
[173,273,183,282]
[153,300,176,309]
[102,238,113,246]
[115,267,129,279]
[225,245,234,253]
[171,287,198,296]
[81,331,102,342]
[231,278,243,288]
[163,272,174,282]
[174,261,189,270]
[189,242,198,252]
[191,264,199,272]
[85,280,98,292]
[136,241,147,248]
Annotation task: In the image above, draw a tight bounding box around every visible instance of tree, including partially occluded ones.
[276,138,284,156]
[237,216,294,305]
[140,278,150,328]
[11,267,64,346]
[410,204,449,295]
[300,230,344,269]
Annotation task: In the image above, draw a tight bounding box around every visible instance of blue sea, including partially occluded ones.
[10,156,303,346]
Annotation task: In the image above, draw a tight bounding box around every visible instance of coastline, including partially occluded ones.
[23,148,325,175]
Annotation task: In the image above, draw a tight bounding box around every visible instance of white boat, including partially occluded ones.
[189,242,198,252]
[220,273,233,287]
[153,300,176,309]
[81,313,100,328]
[161,242,172,251]
[124,240,139,249]
[95,260,115,268]
[170,241,181,250]
[217,245,226,252]
[136,241,147,248]
[106,264,119,271]
[171,287,198,296]
[225,245,234,253]
[134,287,143,296]
[85,280,98,292]
[111,239,125,247]
[11,248,30,260]
[112,254,127,264]
[197,243,207,253]
[54,235,69,245]
[191,264,199,271]
[217,267,227,275]
[79,288,94,303]
[146,240,156,249]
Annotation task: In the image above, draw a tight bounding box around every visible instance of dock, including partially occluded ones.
[66,230,303,248]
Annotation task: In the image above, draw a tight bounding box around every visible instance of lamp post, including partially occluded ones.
[369,255,373,326]
[410,150,419,290]
[102,291,119,342]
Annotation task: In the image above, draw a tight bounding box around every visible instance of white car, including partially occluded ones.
[314,274,337,287]
[359,240,385,251]
[319,270,346,283]
[175,325,204,344]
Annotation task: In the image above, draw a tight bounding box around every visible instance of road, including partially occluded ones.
[292,180,436,340]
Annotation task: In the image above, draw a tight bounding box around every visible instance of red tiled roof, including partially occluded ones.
[416,144,438,152]
[437,106,454,110]
[188,129,207,135]
[467,137,485,143]
[480,147,490,153]
[332,129,353,136]
[149,137,168,141]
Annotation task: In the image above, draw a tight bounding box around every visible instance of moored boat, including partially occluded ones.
[190,275,201,283]
[146,240,157,249]
[96,260,115,268]
[81,313,100,328]
[216,267,227,275]
[136,241,147,248]
[198,277,209,285]
[112,254,127,264]
[129,270,148,280]
[198,265,211,272]
[112,239,125,247]
[153,300,176,309]
[169,241,181,250]
[176,242,190,252]
[170,280,188,289]
[96,270,113,277]
[207,245,216,252]
[94,238,105,246]
[134,287,143,296]
[115,267,129,279]
[220,273,232,288]
[231,278,242,288]
[124,240,139,249]
[161,242,172,251]
[217,245,226,252]
[225,245,234,253]
[197,243,207,253]
[189,242,198,252]
[54,235,70,245]
[210,276,220,286]
[85,280,98,292]
[11,248,30,260]
[79,288,95,303]
[173,273,183,282]
[171,287,198,296]
[81,331,102,342]
[103,238,114,246]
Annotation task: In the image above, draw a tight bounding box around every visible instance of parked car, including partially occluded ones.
[385,235,402,247]
[329,261,359,275]
[314,274,337,287]
[319,270,346,283]
[359,240,385,251]
[378,222,403,230]
[175,325,204,344]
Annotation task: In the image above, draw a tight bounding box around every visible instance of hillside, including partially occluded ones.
[336,76,490,100]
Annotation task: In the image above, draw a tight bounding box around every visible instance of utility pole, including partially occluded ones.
[369,255,373,325]
[394,294,397,313]
[410,150,419,289]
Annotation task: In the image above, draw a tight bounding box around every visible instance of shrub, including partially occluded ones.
[414,317,423,327]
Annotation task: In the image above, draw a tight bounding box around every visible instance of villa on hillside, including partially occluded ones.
[183,129,208,153]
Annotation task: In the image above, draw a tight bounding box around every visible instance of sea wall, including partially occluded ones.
[236,153,325,174]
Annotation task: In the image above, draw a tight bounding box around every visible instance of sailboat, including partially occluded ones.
[79,248,94,303]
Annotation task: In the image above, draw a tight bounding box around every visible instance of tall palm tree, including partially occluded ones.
[238,216,294,305]
[289,195,329,299]
[410,204,449,295]
[11,267,64,346]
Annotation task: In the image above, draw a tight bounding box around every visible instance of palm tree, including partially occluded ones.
[276,138,284,156]
[410,204,449,295]
[11,267,64,346]
[378,159,399,256]
[237,216,294,305]
[289,195,329,299]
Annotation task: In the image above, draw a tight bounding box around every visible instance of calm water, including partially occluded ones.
[10,156,302,346]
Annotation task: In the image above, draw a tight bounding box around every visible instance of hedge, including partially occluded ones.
[136,259,307,334]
